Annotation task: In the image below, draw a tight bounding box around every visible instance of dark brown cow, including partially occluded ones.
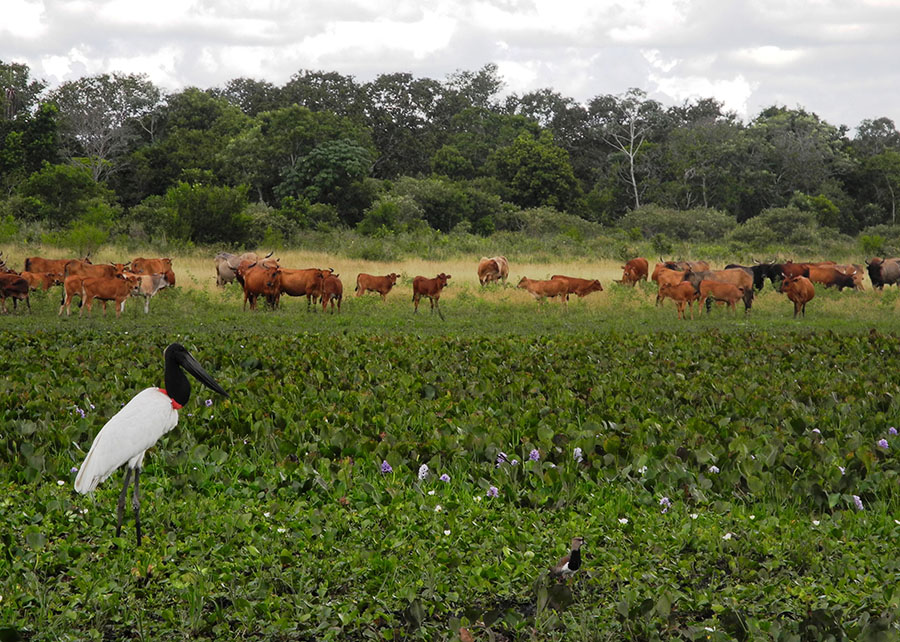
[0,273,30,313]
[658,281,699,320]
[865,257,900,289]
[237,262,282,311]
[81,274,140,318]
[698,280,746,314]
[413,273,451,320]
[477,256,509,285]
[620,258,649,285]
[321,274,343,313]
[517,277,568,308]
[807,265,855,291]
[780,275,815,317]
[550,275,604,299]
[130,257,173,275]
[355,273,400,301]
[279,268,330,310]
[780,260,811,279]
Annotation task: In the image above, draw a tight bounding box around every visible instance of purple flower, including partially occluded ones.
[573,447,583,463]
[852,495,864,511]
[439,473,450,482]
[529,449,540,461]
[708,465,720,474]
[89,403,95,410]
[889,427,898,436]
[486,486,499,498]
[660,496,672,513]
[418,464,429,480]
[811,428,821,435]
[380,460,392,474]
[74,407,85,418]
[877,439,889,450]
[205,399,213,407]
[510,459,519,466]
[70,466,78,474]
[496,452,508,467]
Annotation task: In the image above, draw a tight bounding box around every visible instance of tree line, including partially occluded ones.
[1,60,899,251]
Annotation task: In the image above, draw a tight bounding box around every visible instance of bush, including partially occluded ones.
[616,205,736,242]
[727,207,823,250]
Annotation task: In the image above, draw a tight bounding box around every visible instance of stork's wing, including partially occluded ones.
[74,388,179,493]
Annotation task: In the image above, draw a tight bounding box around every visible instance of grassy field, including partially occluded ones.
[2,248,900,641]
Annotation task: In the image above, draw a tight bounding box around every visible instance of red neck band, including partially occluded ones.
[158,388,183,410]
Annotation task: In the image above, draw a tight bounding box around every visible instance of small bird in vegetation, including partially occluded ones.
[74,343,228,545]
[549,536,585,580]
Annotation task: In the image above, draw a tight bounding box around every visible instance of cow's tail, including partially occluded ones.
[24,258,32,272]
[355,275,361,292]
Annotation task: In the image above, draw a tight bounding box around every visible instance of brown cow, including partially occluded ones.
[130,257,173,275]
[477,256,509,286]
[237,262,282,311]
[550,275,604,299]
[698,280,746,314]
[780,275,815,317]
[780,260,811,279]
[0,273,30,313]
[658,281,699,320]
[20,271,63,291]
[279,267,330,310]
[65,260,130,280]
[664,259,710,272]
[24,256,80,275]
[683,268,754,312]
[215,251,275,287]
[807,265,855,291]
[654,268,687,305]
[60,275,85,316]
[355,273,400,301]
[620,258,649,285]
[81,274,140,318]
[517,277,568,308]
[413,273,451,320]
[321,274,343,313]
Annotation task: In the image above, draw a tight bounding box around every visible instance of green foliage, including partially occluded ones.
[357,194,426,235]
[617,205,736,242]
[859,233,885,257]
[160,181,251,244]
[727,206,823,249]
[16,162,116,228]
[0,214,18,242]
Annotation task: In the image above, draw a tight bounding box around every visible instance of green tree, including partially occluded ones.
[16,162,116,227]
[160,180,251,244]
[487,131,580,211]
[0,60,46,120]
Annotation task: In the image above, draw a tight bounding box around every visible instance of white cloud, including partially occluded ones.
[650,73,757,119]
[2,0,46,38]
[736,45,805,67]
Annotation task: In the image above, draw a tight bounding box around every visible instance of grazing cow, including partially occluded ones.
[780,275,815,317]
[658,282,699,320]
[865,257,900,289]
[130,257,173,276]
[834,264,865,291]
[279,267,330,310]
[807,265,856,291]
[132,273,173,313]
[780,260,811,279]
[698,280,746,314]
[0,273,30,313]
[20,271,63,291]
[321,274,343,313]
[664,259,710,272]
[413,273,451,320]
[237,262,282,311]
[724,262,784,291]
[477,256,509,285]
[65,260,130,280]
[355,273,400,301]
[620,258,649,285]
[24,256,81,276]
[683,268,754,312]
[60,276,85,316]
[81,274,140,318]
[214,251,274,286]
[516,277,569,307]
[654,268,687,305]
[550,275,604,299]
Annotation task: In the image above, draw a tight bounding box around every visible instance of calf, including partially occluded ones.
[683,268,754,312]
[133,273,173,313]
[658,281,699,320]
[517,276,568,308]
[654,268,687,306]
[20,271,63,291]
[59,275,85,316]
[355,272,400,301]
[550,275,603,300]
[477,256,509,285]
[81,274,140,318]
[698,280,746,314]
[412,273,451,320]
[0,273,30,313]
[780,275,815,318]
[620,258,649,285]
[321,274,343,313]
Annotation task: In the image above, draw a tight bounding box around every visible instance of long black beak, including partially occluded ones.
[178,350,228,397]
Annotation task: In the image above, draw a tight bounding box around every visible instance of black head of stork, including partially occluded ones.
[164,343,228,407]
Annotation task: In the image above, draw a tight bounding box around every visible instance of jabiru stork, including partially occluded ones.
[74,343,228,544]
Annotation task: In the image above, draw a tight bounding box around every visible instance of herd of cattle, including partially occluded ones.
[2,249,900,319]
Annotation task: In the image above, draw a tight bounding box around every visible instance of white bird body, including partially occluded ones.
[75,388,179,494]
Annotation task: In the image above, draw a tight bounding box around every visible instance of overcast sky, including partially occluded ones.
[3,0,899,131]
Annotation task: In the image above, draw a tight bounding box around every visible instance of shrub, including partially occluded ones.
[616,205,736,242]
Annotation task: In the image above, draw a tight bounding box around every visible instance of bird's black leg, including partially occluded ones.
[133,467,142,545]
[116,467,133,538]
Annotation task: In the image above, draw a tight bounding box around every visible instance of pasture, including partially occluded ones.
[2,249,900,640]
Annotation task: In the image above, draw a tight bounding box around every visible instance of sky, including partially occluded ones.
[2,0,900,131]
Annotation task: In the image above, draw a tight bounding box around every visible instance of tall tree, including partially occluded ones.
[0,60,46,120]
[487,131,580,211]
[214,77,282,116]
[282,70,365,121]
[49,73,161,181]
